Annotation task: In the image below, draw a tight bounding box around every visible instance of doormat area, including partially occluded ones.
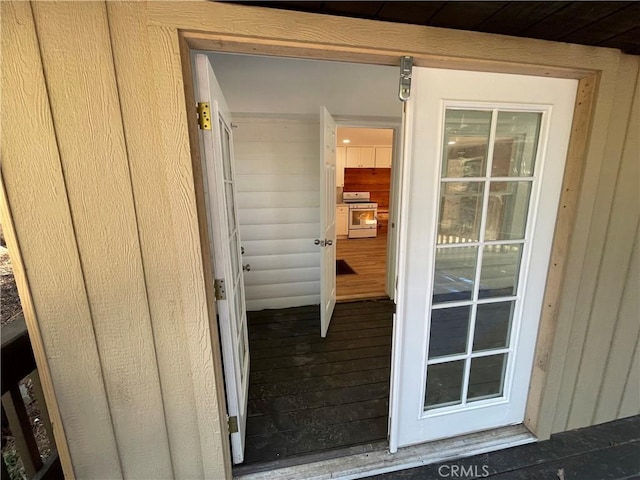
[337,259,356,275]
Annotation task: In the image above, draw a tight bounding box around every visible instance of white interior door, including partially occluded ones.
[391,67,577,448]
[319,107,337,337]
[195,54,250,463]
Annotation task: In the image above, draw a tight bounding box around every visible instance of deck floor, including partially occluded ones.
[367,415,640,479]
[244,299,394,465]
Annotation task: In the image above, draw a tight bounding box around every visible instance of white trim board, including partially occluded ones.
[234,425,536,480]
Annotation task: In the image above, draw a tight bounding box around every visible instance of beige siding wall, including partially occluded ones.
[1,1,638,478]
[547,57,640,433]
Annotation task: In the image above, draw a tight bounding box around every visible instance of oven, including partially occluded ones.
[343,192,378,239]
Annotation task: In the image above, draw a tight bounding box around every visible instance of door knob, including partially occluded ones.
[243,264,251,272]
[325,239,333,246]
[314,239,326,246]
[241,246,245,255]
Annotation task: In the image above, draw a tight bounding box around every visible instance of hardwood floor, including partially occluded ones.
[242,299,394,465]
[336,232,388,301]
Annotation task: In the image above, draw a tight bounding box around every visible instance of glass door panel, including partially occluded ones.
[424,107,541,413]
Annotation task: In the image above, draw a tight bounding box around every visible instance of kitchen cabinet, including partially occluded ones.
[346,146,375,168]
[337,205,349,236]
[375,147,392,168]
[336,146,346,187]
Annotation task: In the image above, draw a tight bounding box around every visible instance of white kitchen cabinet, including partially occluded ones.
[346,146,375,168]
[337,205,349,236]
[336,146,346,187]
[375,146,392,168]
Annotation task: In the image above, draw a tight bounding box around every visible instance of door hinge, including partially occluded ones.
[197,102,211,130]
[214,278,226,300]
[228,416,238,434]
[398,56,413,102]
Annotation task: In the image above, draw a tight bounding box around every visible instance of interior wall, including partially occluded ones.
[233,116,321,311]
[206,53,401,117]
[2,1,638,477]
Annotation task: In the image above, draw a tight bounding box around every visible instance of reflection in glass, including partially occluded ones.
[428,306,472,359]
[492,112,542,177]
[425,360,465,409]
[442,110,492,178]
[485,182,532,241]
[478,244,522,299]
[433,247,478,304]
[473,302,514,351]
[438,182,484,244]
[468,354,507,401]
[229,232,239,280]
[225,183,237,234]
[221,121,232,181]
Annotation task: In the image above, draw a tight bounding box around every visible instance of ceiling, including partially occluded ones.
[227,2,640,55]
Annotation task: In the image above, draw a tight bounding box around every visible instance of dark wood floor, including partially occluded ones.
[366,416,640,480]
[243,299,394,465]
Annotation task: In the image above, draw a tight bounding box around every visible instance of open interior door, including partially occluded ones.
[194,54,250,464]
[319,107,337,337]
[390,65,577,448]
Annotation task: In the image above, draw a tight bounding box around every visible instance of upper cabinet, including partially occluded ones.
[346,146,375,168]
[375,147,392,168]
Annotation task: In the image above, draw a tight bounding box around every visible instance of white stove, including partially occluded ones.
[343,192,378,238]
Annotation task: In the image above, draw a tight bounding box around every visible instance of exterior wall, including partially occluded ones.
[1,1,637,478]
[233,116,321,310]
[544,57,639,433]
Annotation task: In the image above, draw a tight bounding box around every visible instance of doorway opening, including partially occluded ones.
[194,51,403,469]
[192,47,578,474]
[336,127,397,302]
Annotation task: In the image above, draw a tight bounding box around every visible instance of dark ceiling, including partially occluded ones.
[229,2,640,55]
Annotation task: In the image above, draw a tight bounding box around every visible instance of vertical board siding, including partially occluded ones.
[106,4,206,478]
[147,24,230,478]
[233,117,321,311]
[0,3,120,478]
[30,3,174,477]
[567,61,640,429]
[595,228,639,423]
[552,55,640,433]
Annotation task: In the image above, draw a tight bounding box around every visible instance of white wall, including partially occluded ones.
[233,116,321,311]
[207,53,401,117]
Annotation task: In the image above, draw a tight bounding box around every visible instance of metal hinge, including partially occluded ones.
[214,278,226,300]
[398,56,413,102]
[197,102,211,130]
[228,416,238,434]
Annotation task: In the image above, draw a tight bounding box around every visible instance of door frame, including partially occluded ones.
[176,27,596,467]
[334,117,402,300]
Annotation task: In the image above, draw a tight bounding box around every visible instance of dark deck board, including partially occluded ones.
[244,299,393,464]
[366,416,640,479]
[250,354,390,384]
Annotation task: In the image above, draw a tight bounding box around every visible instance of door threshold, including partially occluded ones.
[336,293,389,302]
[233,425,536,480]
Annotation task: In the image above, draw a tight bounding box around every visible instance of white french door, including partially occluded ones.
[195,54,250,463]
[391,67,577,448]
[319,107,337,337]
